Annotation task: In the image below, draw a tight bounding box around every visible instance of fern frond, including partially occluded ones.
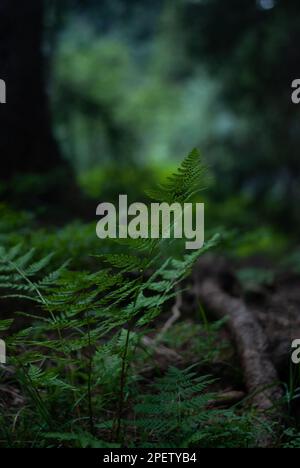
[146,149,207,204]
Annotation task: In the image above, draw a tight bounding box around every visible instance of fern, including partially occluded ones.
[146,148,207,203]
[0,150,223,448]
[0,244,66,302]
[133,366,264,448]
[133,366,216,447]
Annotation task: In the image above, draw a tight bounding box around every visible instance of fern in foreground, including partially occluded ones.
[0,149,231,447]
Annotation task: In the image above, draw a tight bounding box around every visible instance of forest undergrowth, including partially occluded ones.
[0,151,300,448]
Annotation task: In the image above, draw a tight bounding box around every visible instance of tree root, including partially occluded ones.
[193,278,283,447]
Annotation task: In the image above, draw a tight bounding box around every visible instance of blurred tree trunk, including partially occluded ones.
[0,0,80,212]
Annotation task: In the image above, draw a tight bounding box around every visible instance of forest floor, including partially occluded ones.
[0,194,300,447]
[2,249,300,447]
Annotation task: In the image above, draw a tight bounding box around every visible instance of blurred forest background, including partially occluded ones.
[2,0,300,449]
[1,0,300,236]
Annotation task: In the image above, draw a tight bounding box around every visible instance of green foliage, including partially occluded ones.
[0,150,284,448]
[133,366,262,448]
[176,0,300,227]
[51,10,216,172]
[0,243,65,302]
[281,248,300,274]
[236,267,275,291]
[134,366,217,447]
[230,226,289,259]
[161,316,230,365]
[79,164,164,202]
[282,428,300,449]
[146,149,207,203]
[0,151,226,448]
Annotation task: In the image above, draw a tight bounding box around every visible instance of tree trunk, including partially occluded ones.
[0,0,79,212]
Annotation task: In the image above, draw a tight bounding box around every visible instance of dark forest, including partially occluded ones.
[1,0,300,449]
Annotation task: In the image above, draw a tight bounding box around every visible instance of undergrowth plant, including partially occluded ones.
[133,365,260,448]
[0,150,263,447]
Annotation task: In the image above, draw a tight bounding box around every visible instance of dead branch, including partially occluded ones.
[155,290,182,342]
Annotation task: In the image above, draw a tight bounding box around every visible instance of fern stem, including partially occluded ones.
[86,314,95,436]
[115,326,131,443]
[7,259,47,305]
